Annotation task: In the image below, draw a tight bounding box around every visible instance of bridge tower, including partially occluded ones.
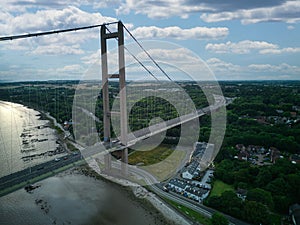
[101,21,128,174]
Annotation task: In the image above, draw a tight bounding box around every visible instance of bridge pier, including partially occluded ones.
[121,148,128,175]
[104,154,112,171]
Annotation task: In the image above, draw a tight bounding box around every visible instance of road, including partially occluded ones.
[0,153,81,192]
[103,158,249,225]
[150,184,250,225]
[126,95,229,146]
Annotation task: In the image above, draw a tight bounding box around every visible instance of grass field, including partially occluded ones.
[128,144,174,166]
[209,180,234,197]
[128,144,186,181]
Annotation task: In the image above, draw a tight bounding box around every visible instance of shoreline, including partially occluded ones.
[0,99,192,225]
[82,161,191,225]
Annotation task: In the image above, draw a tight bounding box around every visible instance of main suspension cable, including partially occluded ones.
[0,21,119,41]
[122,24,173,82]
[104,26,159,81]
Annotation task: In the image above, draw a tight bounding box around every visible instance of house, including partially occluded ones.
[291,112,297,118]
[185,186,209,202]
[289,204,300,225]
[238,150,249,161]
[236,144,245,151]
[199,143,215,169]
[290,154,300,164]
[270,147,280,163]
[292,106,300,112]
[182,161,200,179]
[257,146,266,154]
[168,178,187,193]
[236,188,247,201]
[193,142,207,159]
[255,116,268,125]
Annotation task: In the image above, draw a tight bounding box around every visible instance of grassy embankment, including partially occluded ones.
[128,144,186,181]
[163,198,212,225]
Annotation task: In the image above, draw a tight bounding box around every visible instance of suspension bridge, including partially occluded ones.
[0,21,229,188]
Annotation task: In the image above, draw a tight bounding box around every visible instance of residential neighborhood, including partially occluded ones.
[163,142,214,203]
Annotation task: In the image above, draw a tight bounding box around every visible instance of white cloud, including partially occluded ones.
[287,25,295,30]
[117,0,213,19]
[57,64,83,72]
[136,48,199,62]
[131,26,229,40]
[200,1,300,24]
[205,58,300,80]
[117,0,300,24]
[259,47,300,54]
[0,6,116,35]
[81,50,101,65]
[206,40,277,54]
[248,63,300,74]
[32,44,84,55]
[206,58,241,73]
[0,7,118,55]
[93,0,122,9]
[206,40,300,55]
[1,0,121,12]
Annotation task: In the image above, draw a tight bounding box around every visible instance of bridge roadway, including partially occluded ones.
[111,95,230,148]
[0,153,81,193]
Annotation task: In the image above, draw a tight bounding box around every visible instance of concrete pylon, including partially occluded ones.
[100,21,128,175]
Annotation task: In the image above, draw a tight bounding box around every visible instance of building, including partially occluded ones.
[199,143,215,169]
[290,154,300,164]
[236,188,247,201]
[168,178,187,193]
[166,178,210,202]
[270,147,280,163]
[182,161,200,180]
[238,150,249,161]
[236,144,245,151]
[185,186,209,202]
[193,142,207,159]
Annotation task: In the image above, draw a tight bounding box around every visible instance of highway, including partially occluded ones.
[104,159,249,225]
[126,95,229,146]
[0,152,81,193]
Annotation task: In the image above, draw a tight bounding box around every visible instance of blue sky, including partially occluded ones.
[0,0,299,81]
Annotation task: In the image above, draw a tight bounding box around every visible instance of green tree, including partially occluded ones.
[243,201,271,225]
[255,168,272,187]
[211,213,229,225]
[246,188,274,209]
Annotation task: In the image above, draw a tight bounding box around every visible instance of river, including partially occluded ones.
[0,100,170,225]
[0,100,60,177]
[0,172,168,225]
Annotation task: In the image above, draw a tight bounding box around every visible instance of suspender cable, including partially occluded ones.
[122,24,173,82]
[104,26,159,82]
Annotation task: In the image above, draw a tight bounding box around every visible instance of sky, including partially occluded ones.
[0,0,300,81]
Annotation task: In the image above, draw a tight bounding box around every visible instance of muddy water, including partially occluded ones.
[0,173,167,225]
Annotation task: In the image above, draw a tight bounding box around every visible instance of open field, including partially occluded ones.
[128,145,174,166]
[209,180,234,197]
[128,144,187,181]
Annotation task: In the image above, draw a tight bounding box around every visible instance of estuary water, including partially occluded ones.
[0,100,168,225]
[0,173,167,225]
[0,100,60,177]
